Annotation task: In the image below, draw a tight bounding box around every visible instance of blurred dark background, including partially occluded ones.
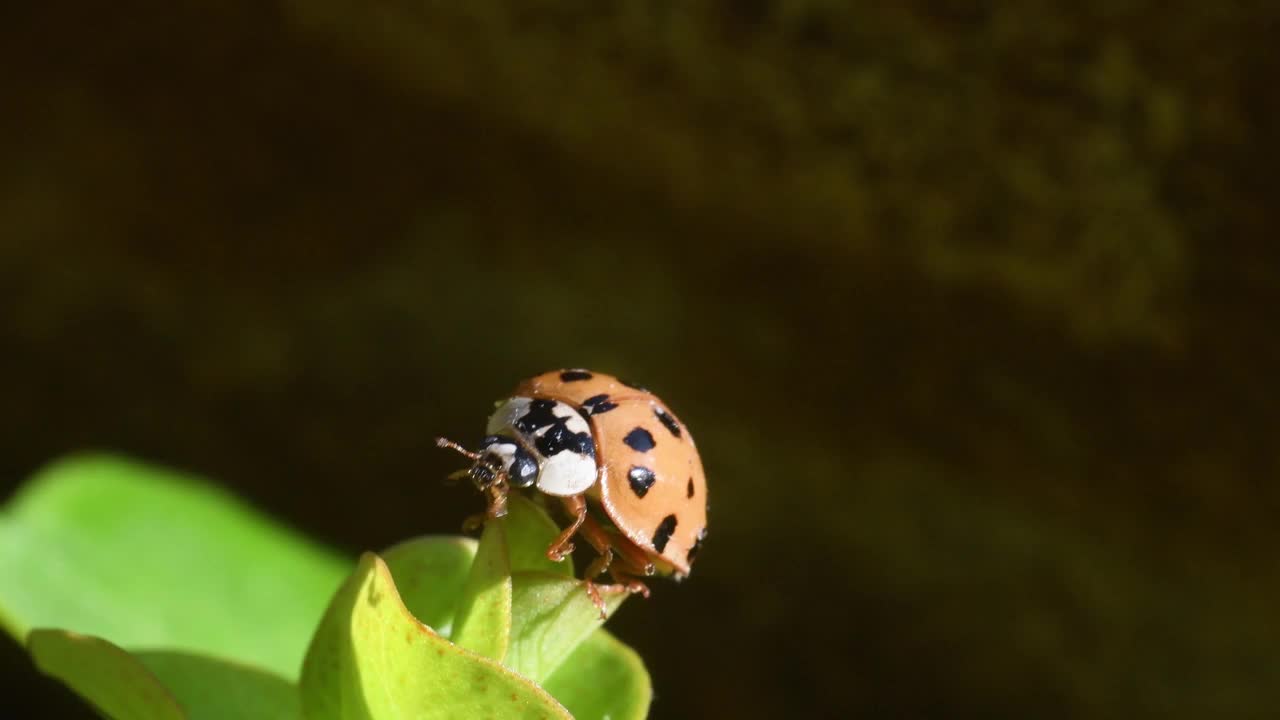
[2,2,1278,717]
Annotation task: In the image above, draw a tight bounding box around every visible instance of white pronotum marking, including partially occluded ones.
[537,450,597,496]
[486,397,531,436]
[480,438,519,473]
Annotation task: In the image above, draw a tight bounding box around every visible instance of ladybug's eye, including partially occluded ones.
[508,449,538,488]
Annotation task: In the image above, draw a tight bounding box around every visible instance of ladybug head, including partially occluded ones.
[435,435,538,493]
[466,457,501,489]
[436,436,502,492]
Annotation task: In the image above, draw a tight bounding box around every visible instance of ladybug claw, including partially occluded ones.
[583,582,608,619]
[582,578,650,618]
[546,543,574,562]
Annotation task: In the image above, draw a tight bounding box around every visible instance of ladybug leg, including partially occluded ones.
[581,518,654,580]
[442,469,467,486]
[576,516,616,618]
[486,478,510,518]
[582,544,615,581]
[583,574,650,618]
[610,537,656,577]
[461,513,485,534]
[546,494,587,562]
[439,436,507,532]
[582,550,616,619]
[577,514,651,618]
[461,477,509,533]
[605,563,652,600]
[596,538,652,599]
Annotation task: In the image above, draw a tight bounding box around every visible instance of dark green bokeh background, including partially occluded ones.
[3,2,1276,717]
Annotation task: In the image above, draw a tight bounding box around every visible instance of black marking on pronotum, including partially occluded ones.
[627,466,656,497]
[535,422,595,458]
[560,369,593,382]
[508,446,539,488]
[581,393,618,415]
[480,434,517,449]
[623,427,656,452]
[515,399,560,434]
[654,407,682,438]
[517,399,595,458]
[687,527,706,563]
[652,514,678,554]
[687,477,695,498]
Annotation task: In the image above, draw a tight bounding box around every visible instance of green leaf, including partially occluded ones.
[544,630,652,720]
[496,496,629,684]
[441,493,576,657]
[6,454,653,720]
[506,571,627,683]
[300,552,572,720]
[380,536,477,637]
[448,518,513,659]
[29,630,301,720]
[136,651,302,720]
[374,502,645,717]
[0,454,350,680]
[502,494,573,576]
[28,630,184,720]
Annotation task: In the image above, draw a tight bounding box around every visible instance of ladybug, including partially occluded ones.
[437,369,708,614]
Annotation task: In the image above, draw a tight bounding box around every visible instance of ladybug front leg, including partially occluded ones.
[545,494,588,562]
[461,476,510,533]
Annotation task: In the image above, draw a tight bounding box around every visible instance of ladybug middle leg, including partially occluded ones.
[545,494,588,562]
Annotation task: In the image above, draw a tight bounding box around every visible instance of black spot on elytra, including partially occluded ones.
[560,369,593,382]
[627,466,656,497]
[581,394,617,415]
[687,477,695,498]
[623,427,656,452]
[652,514,678,554]
[654,407,682,438]
[687,527,707,563]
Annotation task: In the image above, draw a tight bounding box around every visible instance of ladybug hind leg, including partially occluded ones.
[610,531,656,577]
[577,512,651,618]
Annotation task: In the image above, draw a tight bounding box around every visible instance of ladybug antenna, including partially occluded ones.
[436,437,482,462]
